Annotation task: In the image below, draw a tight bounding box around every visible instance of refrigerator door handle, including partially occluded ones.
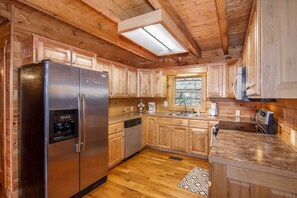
[76,94,82,153]
[82,94,87,151]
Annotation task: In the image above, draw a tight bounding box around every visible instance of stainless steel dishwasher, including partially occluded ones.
[124,118,142,158]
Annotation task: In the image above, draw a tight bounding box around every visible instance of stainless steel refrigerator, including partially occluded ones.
[20,60,108,198]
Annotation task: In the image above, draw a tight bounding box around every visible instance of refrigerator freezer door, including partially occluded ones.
[47,62,80,197]
[79,69,108,190]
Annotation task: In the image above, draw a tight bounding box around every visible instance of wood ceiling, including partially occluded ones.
[16,0,253,66]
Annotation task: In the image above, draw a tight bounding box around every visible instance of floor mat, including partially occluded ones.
[178,167,209,197]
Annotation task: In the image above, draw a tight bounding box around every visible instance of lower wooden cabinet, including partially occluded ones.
[210,162,297,198]
[157,124,172,149]
[108,122,124,168]
[172,126,188,152]
[145,116,157,146]
[189,128,208,156]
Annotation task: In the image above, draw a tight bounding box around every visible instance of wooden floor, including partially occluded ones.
[85,148,209,198]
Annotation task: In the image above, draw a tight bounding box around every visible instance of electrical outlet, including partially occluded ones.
[130,106,134,112]
[164,101,168,107]
[291,130,296,146]
[235,110,241,116]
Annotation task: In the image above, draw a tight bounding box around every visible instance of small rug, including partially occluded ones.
[178,167,209,197]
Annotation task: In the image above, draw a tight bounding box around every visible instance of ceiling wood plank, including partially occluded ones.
[215,0,229,54]
[16,0,159,62]
[147,0,201,58]
[81,0,131,22]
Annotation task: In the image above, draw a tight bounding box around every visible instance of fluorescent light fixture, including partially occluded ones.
[118,9,188,56]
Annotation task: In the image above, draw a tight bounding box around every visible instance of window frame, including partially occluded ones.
[167,74,207,112]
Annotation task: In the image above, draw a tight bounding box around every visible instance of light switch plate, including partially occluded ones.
[291,130,296,146]
[235,110,240,116]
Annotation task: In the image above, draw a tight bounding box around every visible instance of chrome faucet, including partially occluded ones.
[179,100,187,114]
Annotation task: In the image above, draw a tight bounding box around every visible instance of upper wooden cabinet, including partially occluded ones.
[22,35,96,69]
[207,63,226,98]
[243,0,297,98]
[72,49,96,69]
[126,68,137,97]
[97,59,112,96]
[138,69,167,98]
[138,69,153,97]
[111,64,126,97]
[226,61,238,98]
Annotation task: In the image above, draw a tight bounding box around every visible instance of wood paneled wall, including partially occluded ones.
[0,20,11,197]
[265,99,297,150]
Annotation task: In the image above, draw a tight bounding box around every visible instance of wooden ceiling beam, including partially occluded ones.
[215,0,229,55]
[147,0,201,58]
[81,0,131,23]
[16,0,159,62]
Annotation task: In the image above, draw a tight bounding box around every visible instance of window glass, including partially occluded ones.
[175,77,202,106]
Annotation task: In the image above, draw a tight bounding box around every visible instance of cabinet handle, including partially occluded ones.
[246,83,256,90]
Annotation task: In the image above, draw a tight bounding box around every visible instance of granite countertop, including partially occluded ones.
[209,131,297,178]
[108,111,253,124]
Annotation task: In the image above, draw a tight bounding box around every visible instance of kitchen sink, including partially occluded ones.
[166,113,200,117]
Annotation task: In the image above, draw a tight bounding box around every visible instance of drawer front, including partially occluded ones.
[108,131,124,140]
[172,118,188,126]
[109,122,124,135]
[157,117,172,125]
[189,120,208,128]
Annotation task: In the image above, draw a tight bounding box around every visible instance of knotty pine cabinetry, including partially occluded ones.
[189,120,209,156]
[210,162,297,198]
[138,69,167,98]
[22,35,96,69]
[111,64,126,97]
[243,0,297,98]
[143,116,157,146]
[108,122,124,168]
[207,62,237,99]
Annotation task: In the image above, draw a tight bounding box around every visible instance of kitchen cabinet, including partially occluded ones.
[145,116,157,146]
[152,70,167,97]
[210,162,297,198]
[172,126,188,152]
[108,123,124,168]
[23,35,96,69]
[138,69,166,97]
[97,59,112,96]
[189,120,209,156]
[157,124,172,149]
[189,128,208,155]
[226,61,237,98]
[111,64,126,97]
[126,68,137,97]
[243,0,297,98]
[207,63,226,98]
[141,116,148,148]
[72,48,96,69]
[34,36,72,65]
[138,69,153,97]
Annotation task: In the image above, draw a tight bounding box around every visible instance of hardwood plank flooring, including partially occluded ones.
[85,148,209,198]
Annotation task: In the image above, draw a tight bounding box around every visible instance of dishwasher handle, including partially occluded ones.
[124,118,142,128]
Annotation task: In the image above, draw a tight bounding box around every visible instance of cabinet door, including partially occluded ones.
[72,50,96,69]
[35,39,71,64]
[108,131,124,168]
[152,70,165,97]
[112,65,126,97]
[146,117,157,146]
[172,126,188,152]
[189,128,208,155]
[157,124,172,149]
[207,64,225,98]
[141,116,148,148]
[226,62,237,98]
[138,70,153,97]
[246,5,261,97]
[126,68,137,97]
[97,60,112,96]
